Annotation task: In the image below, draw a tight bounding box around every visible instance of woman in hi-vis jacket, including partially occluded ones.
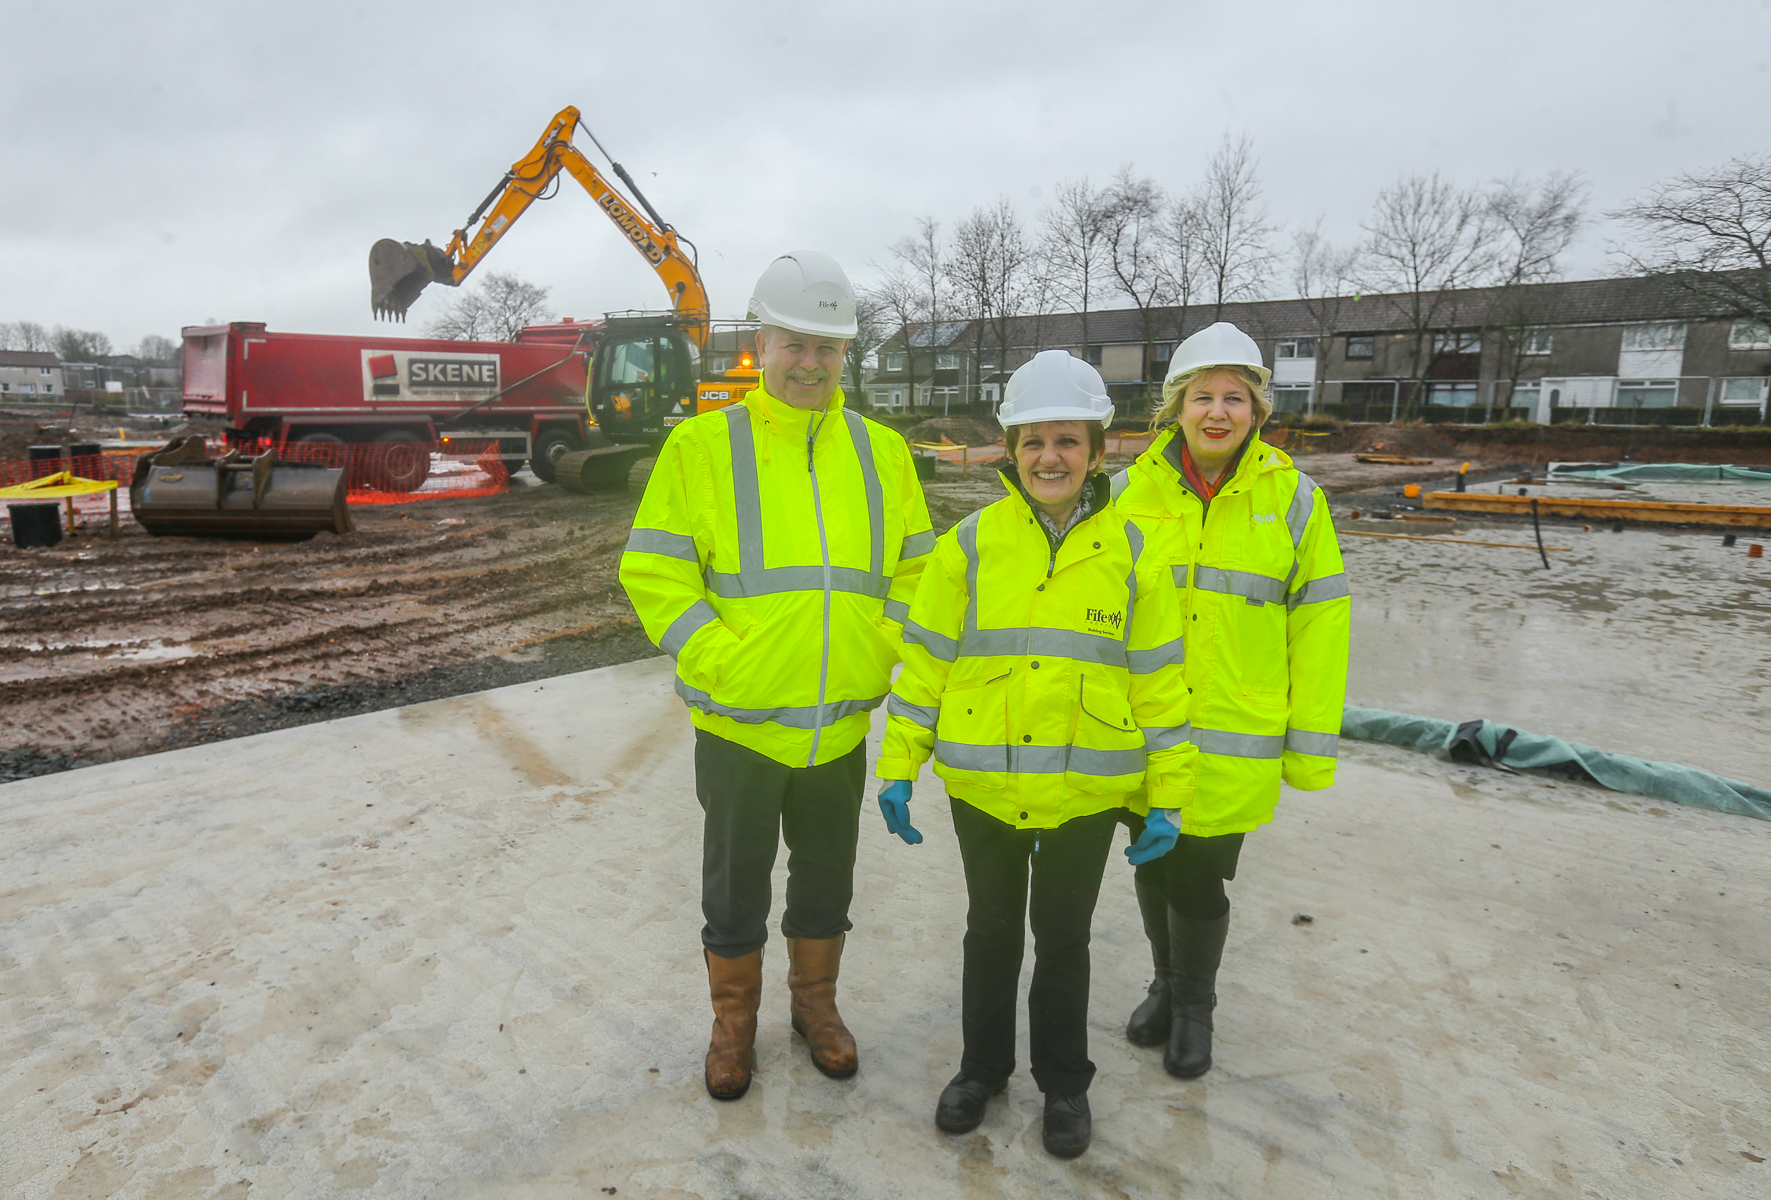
[874,351,1194,1159]
[1109,322,1351,1080]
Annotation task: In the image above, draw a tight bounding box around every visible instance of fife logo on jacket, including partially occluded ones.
[1083,606,1124,637]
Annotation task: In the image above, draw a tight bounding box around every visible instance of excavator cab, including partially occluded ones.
[588,318,700,441]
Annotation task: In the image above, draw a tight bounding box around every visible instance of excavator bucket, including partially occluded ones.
[369,238,455,321]
[130,436,353,540]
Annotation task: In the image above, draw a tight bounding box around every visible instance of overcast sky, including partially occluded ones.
[4,0,1768,351]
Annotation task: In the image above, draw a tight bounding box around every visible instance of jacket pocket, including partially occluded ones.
[1067,673,1145,795]
[934,669,1011,780]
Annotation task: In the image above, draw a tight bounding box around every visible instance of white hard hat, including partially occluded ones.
[746,250,858,339]
[997,349,1115,429]
[1164,321,1272,389]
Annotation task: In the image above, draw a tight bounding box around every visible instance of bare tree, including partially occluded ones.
[1610,152,1771,324]
[1291,218,1360,408]
[1194,133,1279,320]
[1041,178,1111,352]
[135,334,180,364]
[1102,166,1178,401]
[945,198,1033,402]
[53,327,114,362]
[844,286,891,404]
[1357,172,1502,417]
[865,266,928,409]
[886,218,948,408]
[1485,172,1588,415]
[425,272,552,341]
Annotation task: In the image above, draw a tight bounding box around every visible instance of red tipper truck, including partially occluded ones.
[180,320,602,483]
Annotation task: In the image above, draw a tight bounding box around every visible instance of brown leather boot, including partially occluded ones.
[704,948,763,1100]
[787,935,858,1079]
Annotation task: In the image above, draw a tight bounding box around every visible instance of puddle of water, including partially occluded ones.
[13,638,200,662]
[1341,518,1771,786]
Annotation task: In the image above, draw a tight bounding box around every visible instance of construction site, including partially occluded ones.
[5,108,1771,1200]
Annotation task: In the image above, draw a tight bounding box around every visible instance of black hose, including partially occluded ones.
[1530,498,1550,570]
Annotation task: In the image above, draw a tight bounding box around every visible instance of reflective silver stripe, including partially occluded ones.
[704,565,891,600]
[1289,572,1351,608]
[1192,565,1287,606]
[1110,468,1131,500]
[1171,563,1187,588]
[725,406,763,571]
[675,679,885,728]
[900,528,937,559]
[1126,636,1186,673]
[1142,722,1194,752]
[904,619,959,662]
[887,693,940,729]
[935,740,1145,777]
[1286,472,1320,548]
[1285,727,1340,757]
[883,598,910,624]
[625,527,698,561]
[960,626,1128,667]
[1124,519,1145,563]
[660,600,719,658]
[843,409,886,578]
[1192,727,1285,759]
[958,512,981,634]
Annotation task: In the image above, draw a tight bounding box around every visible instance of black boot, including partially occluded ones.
[1041,1092,1092,1158]
[1164,908,1229,1079]
[1125,872,1171,1046]
[935,1072,1005,1134]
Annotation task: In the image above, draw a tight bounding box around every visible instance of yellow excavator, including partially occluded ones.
[368,106,756,451]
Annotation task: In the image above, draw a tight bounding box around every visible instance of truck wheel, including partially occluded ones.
[530,428,580,484]
[370,431,431,493]
[293,431,346,469]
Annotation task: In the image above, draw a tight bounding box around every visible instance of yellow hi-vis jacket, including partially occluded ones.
[619,384,934,768]
[1111,429,1350,836]
[877,474,1195,829]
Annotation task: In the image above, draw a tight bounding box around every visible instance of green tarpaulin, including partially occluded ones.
[1341,704,1771,822]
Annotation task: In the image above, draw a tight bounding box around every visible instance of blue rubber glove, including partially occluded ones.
[878,780,923,845]
[1125,809,1178,865]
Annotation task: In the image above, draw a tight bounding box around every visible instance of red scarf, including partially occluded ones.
[1179,441,1229,500]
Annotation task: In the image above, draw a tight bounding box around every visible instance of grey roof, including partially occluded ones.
[0,351,59,368]
[884,273,1750,352]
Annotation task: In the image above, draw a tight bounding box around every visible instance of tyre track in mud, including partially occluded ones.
[1,481,659,780]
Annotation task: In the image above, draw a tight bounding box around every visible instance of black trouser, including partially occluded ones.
[949,798,1118,1096]
[695,730,865,959]
[1128,816,1245,919]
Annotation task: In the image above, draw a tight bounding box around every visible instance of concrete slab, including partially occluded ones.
[3,656,1768,1199]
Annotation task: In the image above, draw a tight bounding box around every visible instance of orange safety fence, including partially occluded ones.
[0,441,508,532]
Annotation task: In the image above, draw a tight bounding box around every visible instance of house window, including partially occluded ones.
[43,383,53,393]
[20,383,34,395]
[1425,382,1479,407]
[1621,323,1684,351]
[1432,331,1481,354]
[1153,343,1174,361]
[1615,379,1679,408]
[0,383,9,392]
[1275,338,1316,359]
[1085,345,1103,366]
[39,366,52,375]
[936,353,959,370]
[1345,334,1374,359]
[1523,329,1553,355]
[1271,385,1312,413]
[1729,320,1771,350]
[885,352,905,371]
[1720,378,1768,404]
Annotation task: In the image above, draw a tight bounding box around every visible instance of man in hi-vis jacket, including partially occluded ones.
[619,251,934,1100]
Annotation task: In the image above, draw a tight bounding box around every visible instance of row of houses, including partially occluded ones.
[0,352,182,413]
[864,273,1771,424]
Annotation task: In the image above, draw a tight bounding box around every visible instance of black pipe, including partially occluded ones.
[1530,498,1550,570]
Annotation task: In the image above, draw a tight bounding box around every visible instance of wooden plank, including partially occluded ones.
[1422,491,1771,527]
[1339,529,1571,550]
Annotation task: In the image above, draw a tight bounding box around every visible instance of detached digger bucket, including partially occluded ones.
[130,436,352,540]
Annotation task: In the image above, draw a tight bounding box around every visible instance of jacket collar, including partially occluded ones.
[999,464,1113,542]
[744,381,847,439]
[1122,427,1291,512]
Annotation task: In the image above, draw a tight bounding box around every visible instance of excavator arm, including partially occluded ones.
[369,106,710,350]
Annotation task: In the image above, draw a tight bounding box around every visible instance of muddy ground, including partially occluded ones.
[4,411,1765,782]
